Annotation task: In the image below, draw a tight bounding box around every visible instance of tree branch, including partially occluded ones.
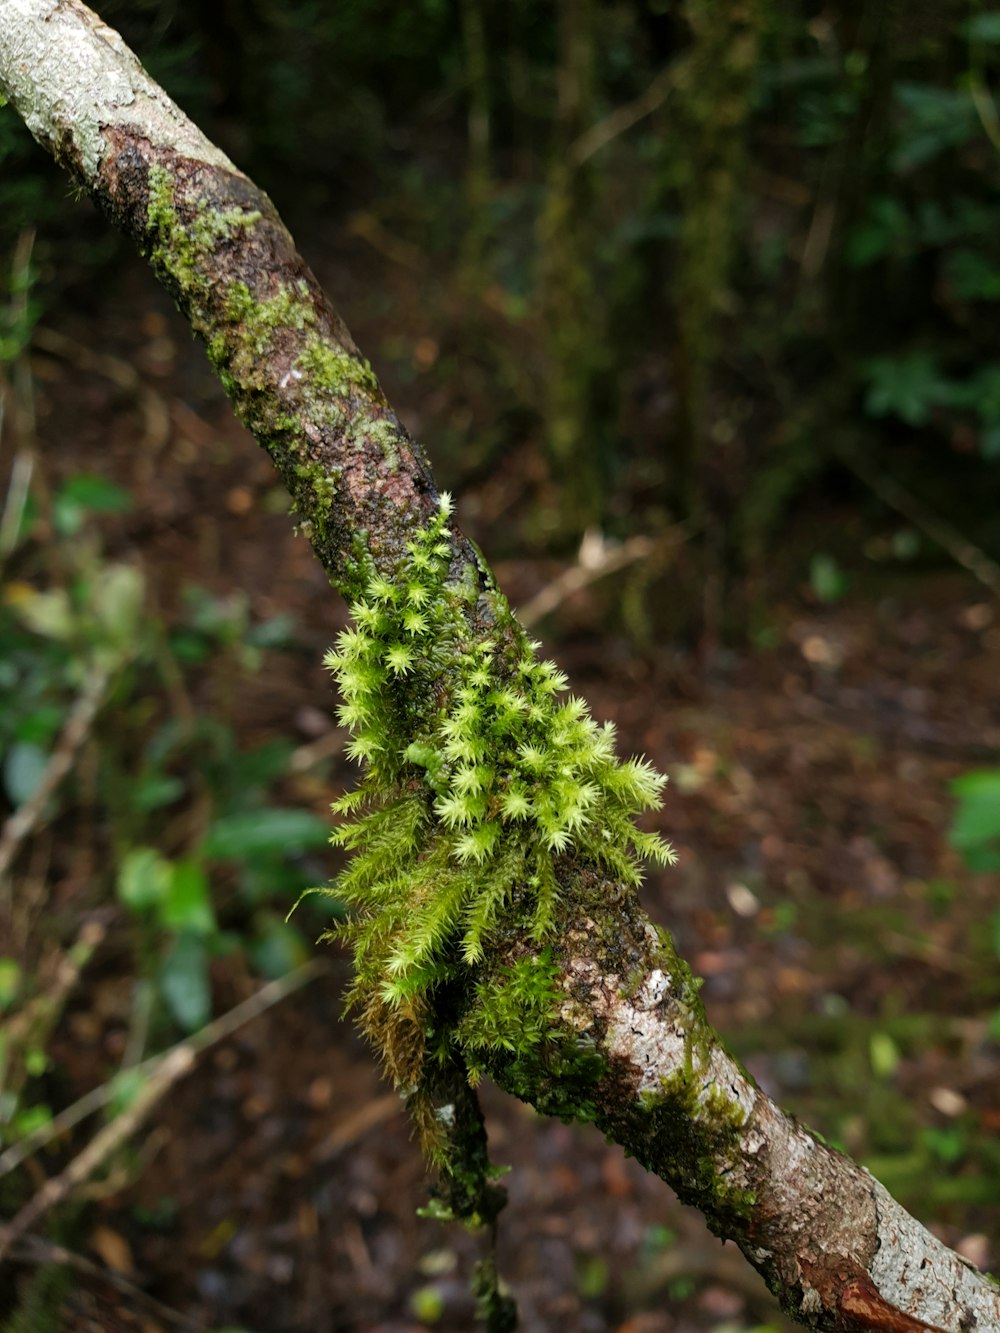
[0,5,996,1329]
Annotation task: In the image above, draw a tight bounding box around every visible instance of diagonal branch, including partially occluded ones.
[0,5,996,1330]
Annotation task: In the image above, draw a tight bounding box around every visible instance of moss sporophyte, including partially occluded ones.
[318,495,676,1088]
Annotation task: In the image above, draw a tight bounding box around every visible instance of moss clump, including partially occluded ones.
[224,278,312,356]
[146,171,381,416]
[320,493,675,1087]
[298,339,380,397]
[146,169,404,562]
[630,1063,756,1226]
[459,950,561,1057]
[146,165,261,296]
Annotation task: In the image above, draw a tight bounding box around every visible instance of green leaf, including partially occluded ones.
[201,808,330,860]
[117,846,173,912]
[53,474,131,536]
[108,1067,146,1117]
[0,958,22,1011]
[845,196,911,267]
[56,473,132,512]
[950,769,1000,869]
[89,562,145,651]
[891,83,979,172]
[248,917,310,978]
[870,1030,900,1079]
[232,740,296,792]
[982,423,1000,462]
[159,932,212,1031]
[133,773,186,812]
[945,249,1000,302]
[246,612,296,648]
[14,704,64,747]
[239,856,312,904]
[965,12,1000,43]
[3,741,47,806]
[13,1104,52,1138]
[24,1047,46,1077]
[161,861,216,935]
[809,553,848,604]
[169,629,211,664]
[860,353,953,427]
[11,587,75,641]
[921,1125,966,1165]
[968,365,1000,422]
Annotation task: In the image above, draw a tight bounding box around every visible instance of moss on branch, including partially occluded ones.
[142,164,407,587]
[316,496,675,1117]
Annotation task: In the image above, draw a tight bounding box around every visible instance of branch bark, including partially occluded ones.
[0,5,996,1329]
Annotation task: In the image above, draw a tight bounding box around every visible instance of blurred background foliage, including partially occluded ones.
[3,0,1000,579]
[1,2,999,1329]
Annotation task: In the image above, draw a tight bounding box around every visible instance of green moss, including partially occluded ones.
[456,947,606,1121]
[297,465,337,507]
[316,493,675,1128]
[346,413,403,471]
[324,494,673,1007]
[299,339,379,396]
[460,951,561,1056]
[146,172,379,430]
[631,1061,755,1225]
[146,165,260,296]
[146,172,399,572]
[224,278,312,354]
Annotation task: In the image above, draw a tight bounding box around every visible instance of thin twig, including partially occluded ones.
[517,527,683,628]
[570,61,676,167]
[314,1092,402,1162]
[0,957,330,1183]
[346,211,423,271]
[0,663,113,886]
[7,1234,208,1331]
[969,73,1000,156]
[0,447,33,559]
[839,447,1000,598]
[287,728,346,775]
[0,228,37,560]
[0,915,108,1102]
[0,957,331,1259]
[31,324,172,464]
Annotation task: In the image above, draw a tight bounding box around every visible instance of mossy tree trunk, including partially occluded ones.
[459,0,493,292]
[537,0,613,537]
[1,4,998,1330]
[669,0,761,646]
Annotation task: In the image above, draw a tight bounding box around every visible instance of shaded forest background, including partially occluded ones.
[1,2,998,1331]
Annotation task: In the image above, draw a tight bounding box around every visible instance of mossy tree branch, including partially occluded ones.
[0,5,997,1330]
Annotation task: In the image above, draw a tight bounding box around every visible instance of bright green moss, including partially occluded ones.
[224,278,312,355]
[146,165,260,295]
[299,339,380,396]
[319,494,675,1089]
[146,173,377,426]
[459,951,562,1061]
[460,951,608,1122]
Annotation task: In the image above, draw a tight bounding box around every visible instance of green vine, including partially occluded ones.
[320,494,675,1088]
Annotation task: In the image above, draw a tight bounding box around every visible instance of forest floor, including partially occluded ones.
[2,218,998,1333]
